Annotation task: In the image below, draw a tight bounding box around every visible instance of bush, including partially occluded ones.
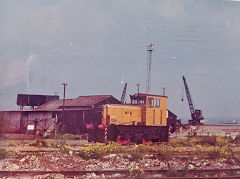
[59,144,72,153]
[78,142,123,159]
[0,148,8,159]
[78,143,106,159]
[105,142,123,153]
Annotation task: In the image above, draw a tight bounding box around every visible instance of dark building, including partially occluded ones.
[34,95,121,134]
[17,94,59,109]
[167,110,178,132]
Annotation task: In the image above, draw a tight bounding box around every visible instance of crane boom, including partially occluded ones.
[121,83,127,104]
[182,75,204,125]
[182,76,195,115]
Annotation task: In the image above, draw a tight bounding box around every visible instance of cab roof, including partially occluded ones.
[130,93,168,98]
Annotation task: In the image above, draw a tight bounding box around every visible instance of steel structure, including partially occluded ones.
[182,76,204,125]
[120,83,127,104]
[61,83,67,127]
[136,83,140,94]
[182,76,195,115]
[146,43,155,94]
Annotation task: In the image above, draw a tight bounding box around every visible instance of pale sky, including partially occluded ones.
[1,0,240,122]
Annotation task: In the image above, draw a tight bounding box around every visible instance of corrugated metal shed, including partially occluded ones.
[34,95,120,111]
[31,95,121,134]
[34,99,72,111]
[63,95,115,107]
[0,110,55,138]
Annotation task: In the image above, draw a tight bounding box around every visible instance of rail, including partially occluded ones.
[0,168,239,178]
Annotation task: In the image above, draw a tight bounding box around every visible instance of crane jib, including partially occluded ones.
[183,76,195,114]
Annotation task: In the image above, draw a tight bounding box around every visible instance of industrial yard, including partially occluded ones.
[0,39,239,179]
[0,43,240,178]
[0,134,240,178]
[1,91,240,178]
[1,1,240,178]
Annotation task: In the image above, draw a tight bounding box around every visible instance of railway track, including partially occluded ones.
[0,168,239,178]
[10,149,240,157]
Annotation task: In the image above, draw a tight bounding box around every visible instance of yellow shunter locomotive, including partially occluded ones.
[87,93,169,144]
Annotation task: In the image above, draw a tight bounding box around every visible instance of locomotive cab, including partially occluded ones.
[130,93,168,127]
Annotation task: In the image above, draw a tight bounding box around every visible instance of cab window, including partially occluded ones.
[155,98,160,108]
[132,99,138,104]
[148,98,154,108]
[139,99,145,104]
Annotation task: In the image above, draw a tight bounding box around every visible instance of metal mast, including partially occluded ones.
[136,83,140,94]
[61,83,67,124]
[146,43,155,94]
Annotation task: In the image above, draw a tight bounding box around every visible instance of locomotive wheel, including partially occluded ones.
[143,137,152,144]
[117,135,130,145]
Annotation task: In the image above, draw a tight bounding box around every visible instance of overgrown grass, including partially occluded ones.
[168,137,190,146]
[58,144,73,153]
[137,144,155,153]
[155,147,170,160]
[169,137,217,147]
[78,142,123,159]
[77,138,238,161]
[180,156,193,161]
[31,139,52,148]
[128,147,143,161]
[216,136,233,146]
[8,141,17,146]
[208,147,221,159]
[56,133,75,140]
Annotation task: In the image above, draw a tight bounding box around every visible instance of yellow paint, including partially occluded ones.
[103,104,142,125]
[145,95,167,126]
[102,94,168,127]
